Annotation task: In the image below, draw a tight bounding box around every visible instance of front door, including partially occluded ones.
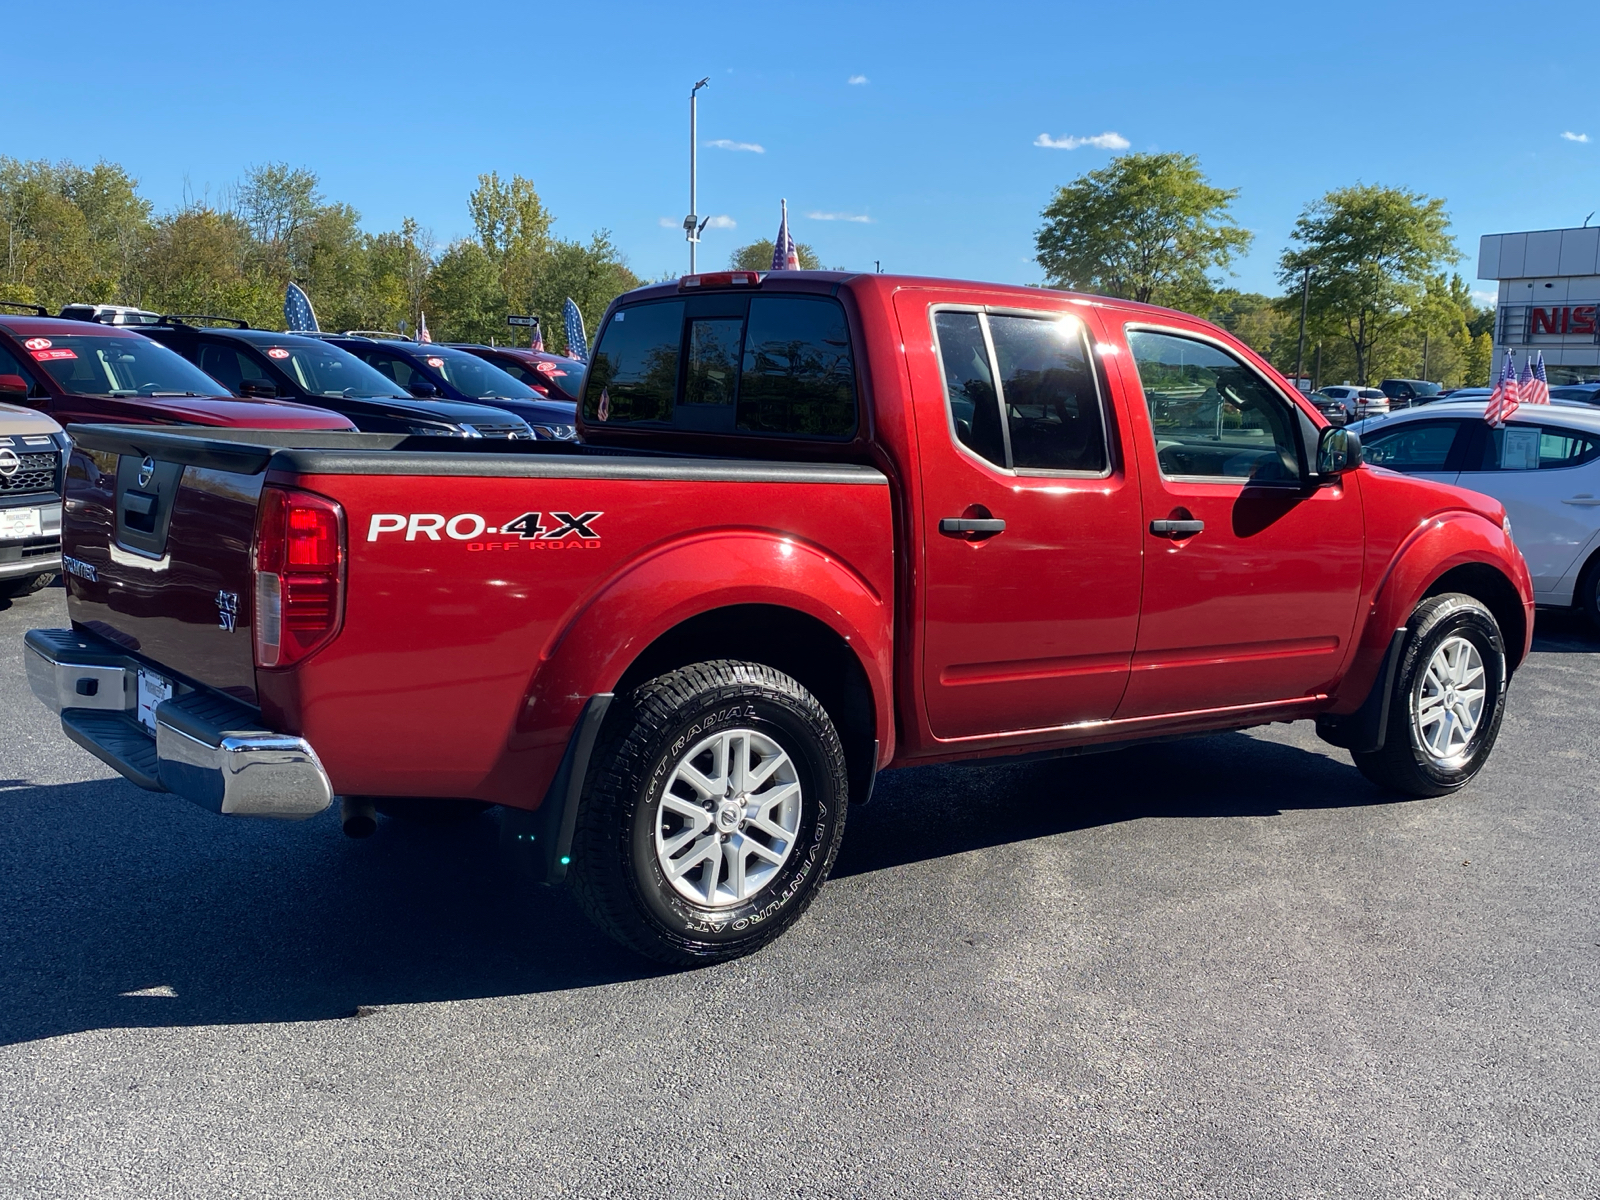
[1112,323,1364,718]
[901,294,1144,740]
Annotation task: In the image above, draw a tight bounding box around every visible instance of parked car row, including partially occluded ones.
[0,299,585,597]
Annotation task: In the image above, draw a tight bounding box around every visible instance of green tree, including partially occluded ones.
[730,239,822,272]
[1279,184,1459,385]
[1034,152,1252,309]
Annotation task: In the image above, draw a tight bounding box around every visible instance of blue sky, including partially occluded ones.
[10,1,1599,300]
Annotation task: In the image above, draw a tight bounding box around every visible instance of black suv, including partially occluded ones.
[319,334,577,439]
[131,318,535,439]
[1378,379,1443,408]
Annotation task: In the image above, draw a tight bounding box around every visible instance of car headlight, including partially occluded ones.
[1502,513,1514,541]
[456,424,486,438]
[531,424,578,441]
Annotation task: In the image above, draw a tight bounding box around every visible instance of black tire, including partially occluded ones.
[0,572,56,599]
[569,660,848,966]
[1580,554,1600,631]
[1352,593,1508,797]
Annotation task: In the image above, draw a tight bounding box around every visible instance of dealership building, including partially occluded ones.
[1480,225,1600,383]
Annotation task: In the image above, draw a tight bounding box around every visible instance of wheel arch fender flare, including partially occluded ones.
[519,530,895,762]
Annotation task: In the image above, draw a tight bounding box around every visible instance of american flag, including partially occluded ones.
[530,317,545,353]
[1525,350,1551,404]
[417,311,432,344]
[771,199,799,271]
[284,282,319,332]
[563,298,589,363]
[1484,350,1520,426]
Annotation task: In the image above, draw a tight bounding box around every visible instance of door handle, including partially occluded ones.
[1150,518,1205,537]
[939,517,1006,535]
[1561,495,1600,506]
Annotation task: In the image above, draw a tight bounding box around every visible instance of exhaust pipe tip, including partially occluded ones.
[340,795,378,839]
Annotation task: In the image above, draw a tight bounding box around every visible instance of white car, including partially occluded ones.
[1352,400,1600,619]
[0,401,64,598]
[1319,385,1390,421]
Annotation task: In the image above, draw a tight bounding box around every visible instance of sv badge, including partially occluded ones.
[216,590,239,633]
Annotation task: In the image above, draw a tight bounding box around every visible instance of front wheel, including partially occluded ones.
[569,661,848,966]
[1352,593,1508,797]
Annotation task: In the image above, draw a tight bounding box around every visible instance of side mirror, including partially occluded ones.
[238,379,277,399]
[408,381,440,398]
[1317,425,1362,478]
[0,373,28,396]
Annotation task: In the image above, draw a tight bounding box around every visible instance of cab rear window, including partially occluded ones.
[584,295,857,439]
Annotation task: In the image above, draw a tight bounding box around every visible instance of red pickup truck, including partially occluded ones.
[25,271,1533,966]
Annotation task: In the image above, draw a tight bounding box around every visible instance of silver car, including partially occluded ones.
[0,402,65,599]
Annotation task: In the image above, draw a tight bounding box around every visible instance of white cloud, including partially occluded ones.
[848,74,869,85]
[1034,131,1131,151]
[1472,290,1499,306]
[1562,131,1590,143]
[658,217,678,228]
[707,139,764,153]
[703,215,737,230]
[806,211,873,223]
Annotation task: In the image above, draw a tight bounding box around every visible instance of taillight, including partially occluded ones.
[253,486,345,668]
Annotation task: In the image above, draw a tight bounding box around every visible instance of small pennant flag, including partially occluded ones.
[771,199,799,271]
[417,311,432,344]
[563,298,588,363]
[1484,350,1520,427]
[1526,351,1550,404]
[284,282,319,332]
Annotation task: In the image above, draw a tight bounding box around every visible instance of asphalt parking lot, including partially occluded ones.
[1,583,1596,1199]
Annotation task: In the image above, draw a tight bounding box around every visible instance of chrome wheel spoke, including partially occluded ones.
[655,726,804,908]
[1414,636,1487,762]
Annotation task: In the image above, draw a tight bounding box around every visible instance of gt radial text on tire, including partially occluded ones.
[1353,592,1509,798]
[568,660,850,966]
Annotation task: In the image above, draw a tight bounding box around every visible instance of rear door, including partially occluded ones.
[1454,419,1600,600]
[1110,321,1364,718]
[899,292,1144,740]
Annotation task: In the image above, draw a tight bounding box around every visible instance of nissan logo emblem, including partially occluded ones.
[137,456,155,488]
[0,448,18,479]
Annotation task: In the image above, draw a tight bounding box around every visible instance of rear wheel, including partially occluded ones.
[1352,593,1508,797]
[0,572,56,600]
[569,660,848,966]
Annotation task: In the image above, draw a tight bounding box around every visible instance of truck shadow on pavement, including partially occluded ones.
[0,726,1406,1047]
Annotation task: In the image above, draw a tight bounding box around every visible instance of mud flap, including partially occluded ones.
[501,693,613,885]
[1316,627,1408,755]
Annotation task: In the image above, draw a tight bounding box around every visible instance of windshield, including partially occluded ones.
[23,334,228,397]
[420,348,537,399]
[266,342,408,398]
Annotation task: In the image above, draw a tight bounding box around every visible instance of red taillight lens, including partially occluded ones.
[253,486,345,668]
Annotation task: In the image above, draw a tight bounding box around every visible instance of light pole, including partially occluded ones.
[685,77,710,273]
[1293,266,1311,390]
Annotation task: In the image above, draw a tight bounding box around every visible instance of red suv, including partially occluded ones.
[450,343,587,405]
[0,306,356,430]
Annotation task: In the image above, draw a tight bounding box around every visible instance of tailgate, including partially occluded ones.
[61,435,264,704]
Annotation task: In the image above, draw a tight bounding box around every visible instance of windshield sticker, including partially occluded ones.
[366,510,604,551]
[536,360,559,375]
[31,348,77,362]
[267,347,291,359]
[22,337,50,351]
[426,356,445,369]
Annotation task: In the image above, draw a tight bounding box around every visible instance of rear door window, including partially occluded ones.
[1472,423,1600,470]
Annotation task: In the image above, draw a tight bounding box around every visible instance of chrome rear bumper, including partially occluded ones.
[24,627,333,819]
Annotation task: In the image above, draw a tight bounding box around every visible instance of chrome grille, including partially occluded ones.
[0,452,58,494]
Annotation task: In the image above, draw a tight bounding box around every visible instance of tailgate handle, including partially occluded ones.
[939,517,1006,536]
[123,491,157,516]
[1150,518,1205,538]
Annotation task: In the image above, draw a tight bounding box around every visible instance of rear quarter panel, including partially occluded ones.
[258,469,895,808]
